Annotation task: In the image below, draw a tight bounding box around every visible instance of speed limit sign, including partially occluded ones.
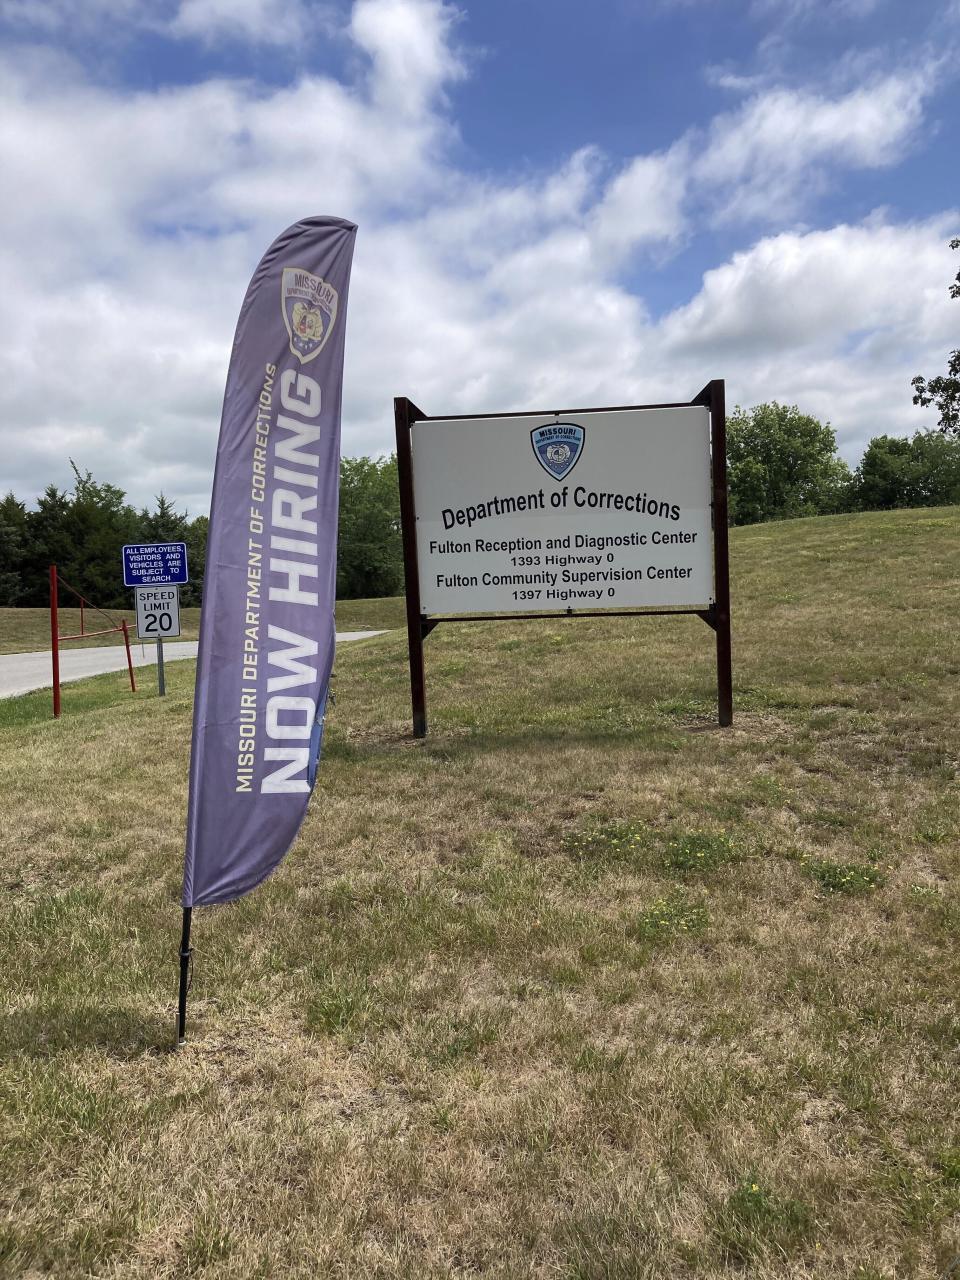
[135,585,181,640]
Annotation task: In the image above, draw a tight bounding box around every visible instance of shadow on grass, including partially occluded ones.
[327,719,695,764]
[0,1004,172,1059]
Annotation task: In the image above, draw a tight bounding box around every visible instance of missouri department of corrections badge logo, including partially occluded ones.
[281,266,339,363]
[531,422,585,481]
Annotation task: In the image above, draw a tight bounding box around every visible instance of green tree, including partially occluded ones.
[182,514,208,608]
[19,465,140,608]
[0,493,29,605]
[727,403,852,526]
[336,455,402,598]
[6,470,211,609]
[141,493,189,543]
[852,430,960,510]
[912,238,960,437]
[20,484,74,606]
[137,494,209,605]
[67,465,142,606]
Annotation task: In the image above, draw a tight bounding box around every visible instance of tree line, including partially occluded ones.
[0,467,210,611]
[726,405,960,525]
[0,458,403,609]
[2,418,959,609]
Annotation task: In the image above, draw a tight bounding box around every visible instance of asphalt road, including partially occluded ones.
[0,632,386,699]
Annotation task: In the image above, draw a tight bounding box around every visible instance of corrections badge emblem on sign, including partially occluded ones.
[530,422,586,481]
[281,267,339,363]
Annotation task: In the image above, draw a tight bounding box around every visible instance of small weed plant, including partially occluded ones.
[629,890,708,943]
[306,972,375,1037]
[421,1011,503,1066]
[909,883,941,901]
[801,857,885,896]
[661,831,740,875]
[563,821,647,872]
[713,1176,814,1265]
[936,1147,960,1184]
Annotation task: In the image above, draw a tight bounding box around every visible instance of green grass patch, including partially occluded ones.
[711,1175,814,1265]
[306,970,378,1037]
[628,890,709,943]
[936,1147,960,1184]
[334,595,405,633]
[419,1010,505,1066]
[801,857,886,895]
[563,825,743,880]
[563,821,648,871]
[661,831,741,875]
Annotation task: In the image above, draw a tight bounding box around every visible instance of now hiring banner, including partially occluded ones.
[182,217,357,908]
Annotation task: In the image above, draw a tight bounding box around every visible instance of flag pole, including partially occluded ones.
[176,907,193,1046]
[178,218,356,1042]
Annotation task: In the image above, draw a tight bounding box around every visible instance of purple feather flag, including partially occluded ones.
[183,217,357,908]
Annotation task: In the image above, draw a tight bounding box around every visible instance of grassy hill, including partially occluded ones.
[0,599,405,655]
[1,508,958,1278]
[0,606,203,653]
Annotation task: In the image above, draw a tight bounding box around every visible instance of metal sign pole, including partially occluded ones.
[395,396,430,738]
[710,381,733,727]
[157,639,166,696]
[693,379,733,727]
[176,907,193,1046]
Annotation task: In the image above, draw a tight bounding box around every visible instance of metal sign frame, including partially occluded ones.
[394,382,732,738]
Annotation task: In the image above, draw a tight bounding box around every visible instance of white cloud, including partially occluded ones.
[590,147,690,260]
[350,0,465,113]
[661,220,956,353]
[0,0,150,34]
[695,72,932,223]
[660,0,885,19]
[169,0,316,45]
[750,0,884,21]
[657,217,958,451]
[0,0,331,46]
[0,0,955,516]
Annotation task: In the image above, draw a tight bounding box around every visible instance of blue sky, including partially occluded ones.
[0,0,957,513]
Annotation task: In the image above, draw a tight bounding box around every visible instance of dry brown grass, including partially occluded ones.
[1,508,959,1278]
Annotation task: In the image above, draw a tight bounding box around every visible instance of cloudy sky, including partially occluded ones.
[1,0,957,514]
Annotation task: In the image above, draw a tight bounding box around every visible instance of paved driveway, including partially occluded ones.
[0,632,386,699]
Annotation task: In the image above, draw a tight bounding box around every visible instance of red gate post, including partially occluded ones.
[50,565,61,719]
[121,620,137,693]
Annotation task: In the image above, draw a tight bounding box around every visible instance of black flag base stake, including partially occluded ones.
[176,907,193,1047]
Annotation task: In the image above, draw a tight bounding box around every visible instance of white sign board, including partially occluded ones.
[411,406,713,615]
[135,585,181,639]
